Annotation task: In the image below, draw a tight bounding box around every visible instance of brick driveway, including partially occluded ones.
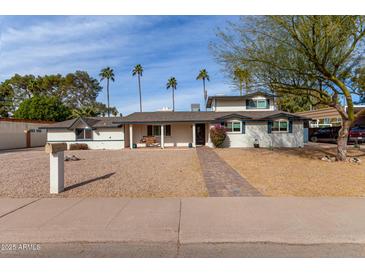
[196,147,262,197]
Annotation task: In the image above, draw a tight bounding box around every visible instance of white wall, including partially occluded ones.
[0,120,49,150]
[214,96,275,112]
[47,127,124,150]
[207,121,304,148]
[131,123,194,147]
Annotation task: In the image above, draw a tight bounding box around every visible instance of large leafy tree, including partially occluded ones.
[196,69,210,107]
[99,67,115,117]
[213,16,365,161]
[0,71,102,118]
[62,71,101,109]
[132,64,144,112]
[166,77,178,112]
[13,95,71,122]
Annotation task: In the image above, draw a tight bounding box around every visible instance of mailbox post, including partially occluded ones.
[45,143,67,194]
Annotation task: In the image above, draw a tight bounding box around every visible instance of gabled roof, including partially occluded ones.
[41,110,311,129]
[115,110,311,124]
[206,91,275,108]
[39,117,124,129]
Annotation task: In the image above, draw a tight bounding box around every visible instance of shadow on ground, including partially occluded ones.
[64,172,116,192]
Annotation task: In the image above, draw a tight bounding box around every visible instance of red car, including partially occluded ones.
[348,125,365,144]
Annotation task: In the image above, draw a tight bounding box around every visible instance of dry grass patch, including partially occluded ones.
[0,149,208,198]
[215,144,365,196]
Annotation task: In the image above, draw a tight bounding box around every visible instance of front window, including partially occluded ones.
[147,125,171,136]
[272,120,288,132]
[224,121,241,133]
[75,128,92,140]
[247,99,268,109]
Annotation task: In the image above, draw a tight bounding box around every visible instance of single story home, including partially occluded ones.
[41,92,311,149]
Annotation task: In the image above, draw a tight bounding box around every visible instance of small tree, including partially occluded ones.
[14,95,71,121]
[210,124,227,148]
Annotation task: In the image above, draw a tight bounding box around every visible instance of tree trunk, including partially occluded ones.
[107,79,110,117]
[172,88,175,112]
[138,75,142,112]
[203,79,206,111]
[336,119,351,161]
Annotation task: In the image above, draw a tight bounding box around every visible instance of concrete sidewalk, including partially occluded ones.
[0,197,365,257]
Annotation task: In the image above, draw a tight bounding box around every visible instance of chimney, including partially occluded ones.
[191,104,200,112]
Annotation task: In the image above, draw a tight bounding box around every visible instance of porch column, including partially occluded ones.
[160,124,165,149]
[192,123,196,148]
[129,124,134,149]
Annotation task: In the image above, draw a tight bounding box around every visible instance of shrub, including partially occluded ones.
[210,124,227,148]
[69,143,88,150]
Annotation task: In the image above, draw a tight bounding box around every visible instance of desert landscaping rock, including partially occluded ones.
[0,149,208,198]
[216,144,365,196]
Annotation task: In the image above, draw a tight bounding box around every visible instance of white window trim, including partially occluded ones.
[225,120,242,134]
[75,128,93,140]
[247,99,268,109]
[272,119,289,133]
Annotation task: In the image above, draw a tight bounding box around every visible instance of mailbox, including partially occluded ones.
[45,143,67,194]
[45,143,67,154]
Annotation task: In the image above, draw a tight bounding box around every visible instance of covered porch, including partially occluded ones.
[124,122,211,149]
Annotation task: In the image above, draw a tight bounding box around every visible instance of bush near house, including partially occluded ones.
[69,143,88,150]
[210,124,227,148]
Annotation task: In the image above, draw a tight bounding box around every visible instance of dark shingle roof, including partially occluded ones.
[117,110,310,123]
[41,111,311,129]
[39,117,124,129]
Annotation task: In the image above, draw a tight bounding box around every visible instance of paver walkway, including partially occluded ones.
[196,147,262,197]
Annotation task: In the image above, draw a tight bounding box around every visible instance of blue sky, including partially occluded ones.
[0,16,240,114]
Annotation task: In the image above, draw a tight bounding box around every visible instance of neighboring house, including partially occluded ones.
[0,118,52,150]
[42,92,310,149]
[297,105,365,128]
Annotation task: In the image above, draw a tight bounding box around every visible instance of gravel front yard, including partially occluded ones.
[215,144,365,196]
[0,148,208,198]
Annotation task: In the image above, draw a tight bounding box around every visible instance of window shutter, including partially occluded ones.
[241,121,245,134]
[147,125,152,136]
[245,100,249,109]
[268,121,272,133]
[266,99,270,109]
[288,120,293,133]
[220,121,224,126]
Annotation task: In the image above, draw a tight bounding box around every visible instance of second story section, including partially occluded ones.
[206,91,275,112]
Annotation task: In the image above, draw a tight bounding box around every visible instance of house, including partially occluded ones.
[0,118,52,150]
[42,92,310,149]
[296,105,365,128]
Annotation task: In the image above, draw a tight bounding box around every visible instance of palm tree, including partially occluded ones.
[166,77,177,112]
[99,67,115,117]
[233,67,251,95]
[196,69,210,108]
[132,64,144,112]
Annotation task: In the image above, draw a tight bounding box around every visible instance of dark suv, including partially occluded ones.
[310,127,340,143]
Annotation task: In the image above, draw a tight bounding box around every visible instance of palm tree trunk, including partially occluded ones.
[203,79,206,111]
[239,81,243,96]
[107,79,110,117]
[138,75,142,112]
[172,88,175,112]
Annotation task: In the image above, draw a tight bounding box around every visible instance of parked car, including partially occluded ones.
[348,125,365,144]
[310,127,340,143]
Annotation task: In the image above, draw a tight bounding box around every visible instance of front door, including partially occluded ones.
[195,123,205,145]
